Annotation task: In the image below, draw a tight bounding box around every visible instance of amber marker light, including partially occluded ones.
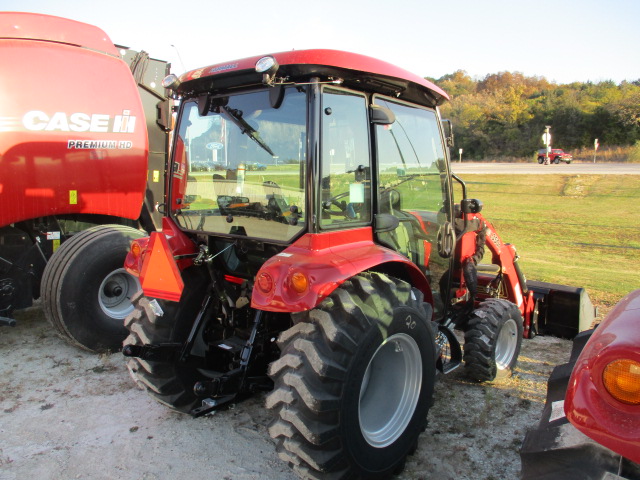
[290,272,308,294]
[130,240,142,259]
[257,272,274,294]
[603,359,640,405]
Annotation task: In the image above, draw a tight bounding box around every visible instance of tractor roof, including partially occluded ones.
[178,49,449,107]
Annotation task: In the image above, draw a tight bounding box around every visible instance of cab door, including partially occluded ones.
[372,97,454,317]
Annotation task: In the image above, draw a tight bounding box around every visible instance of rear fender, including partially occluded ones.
[251,227,431,313]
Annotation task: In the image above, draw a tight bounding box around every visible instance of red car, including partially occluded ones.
[565,289,640,464]
[521,290,640,478]
[537,148,573,164]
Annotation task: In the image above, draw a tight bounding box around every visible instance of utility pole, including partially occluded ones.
[542,126,552,165]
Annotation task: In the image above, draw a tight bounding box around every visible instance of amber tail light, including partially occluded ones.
[603,359,640,405]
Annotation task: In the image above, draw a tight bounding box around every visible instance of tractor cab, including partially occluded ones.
[157,50,455,318]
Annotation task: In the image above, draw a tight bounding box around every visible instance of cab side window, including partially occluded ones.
[320,88,371,227]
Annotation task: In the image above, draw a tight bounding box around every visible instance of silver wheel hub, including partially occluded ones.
[359,333,422,448]
[98,268,140,320]
[495,318,518,370]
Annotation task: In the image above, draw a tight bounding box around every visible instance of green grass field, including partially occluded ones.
[191,169,638,313]
[455,174,640,312]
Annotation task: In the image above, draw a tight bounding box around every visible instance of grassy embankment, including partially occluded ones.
[191,169,638,314]
[457,174,640,313]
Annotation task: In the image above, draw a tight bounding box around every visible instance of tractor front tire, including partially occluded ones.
[463,298,523,382]
[123,266,209,413]
[42,224,144,352]
[266,272,436,479]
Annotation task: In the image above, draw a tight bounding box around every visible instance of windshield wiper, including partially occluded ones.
[221,106,275,157]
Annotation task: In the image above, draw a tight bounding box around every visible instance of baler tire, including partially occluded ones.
[41,224,144,352]
[266,272,436,479]
[123,266,209,413]
[463,298,523,382]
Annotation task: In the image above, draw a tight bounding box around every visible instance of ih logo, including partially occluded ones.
[22,110,137,133]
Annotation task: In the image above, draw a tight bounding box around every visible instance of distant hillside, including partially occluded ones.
[429,71,640,161]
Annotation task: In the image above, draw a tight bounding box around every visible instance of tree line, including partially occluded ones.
[430,71,640,160]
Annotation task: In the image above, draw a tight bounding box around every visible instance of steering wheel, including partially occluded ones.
[322,191,357,219]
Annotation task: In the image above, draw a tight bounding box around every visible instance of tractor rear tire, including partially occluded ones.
[266,272,436,479]
[41,224,144,352]
[123,266,209,413]
[463,298,523,382]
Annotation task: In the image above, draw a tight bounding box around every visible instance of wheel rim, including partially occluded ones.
[495,318,518,370]
[359,333,422,448]
[98,268,141,320]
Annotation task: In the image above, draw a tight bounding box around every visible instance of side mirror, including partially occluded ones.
[370,105,396,125]
[461,198,483,214]
[198,93,212,116]
[374,213,400,233]
[157,98,173,131]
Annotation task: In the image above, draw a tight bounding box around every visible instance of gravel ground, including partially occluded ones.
[0,303,572,480]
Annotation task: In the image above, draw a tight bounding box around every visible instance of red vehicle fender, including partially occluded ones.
[565,289,640,463]
[251,227,432,312]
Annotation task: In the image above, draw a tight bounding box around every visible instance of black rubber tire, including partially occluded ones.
[41,224,144,352]
[537,157,544,164]
[554,157,560,164]
[266,272,436,479]
[463,298,524,382]
[124,266,210,413]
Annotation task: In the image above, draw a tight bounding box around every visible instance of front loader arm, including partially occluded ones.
[452,203,536,338]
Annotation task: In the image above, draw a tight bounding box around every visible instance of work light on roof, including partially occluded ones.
[162,74,181,91]
[255,56,278,74]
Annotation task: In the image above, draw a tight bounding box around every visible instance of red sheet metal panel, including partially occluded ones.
[0,13,148,226]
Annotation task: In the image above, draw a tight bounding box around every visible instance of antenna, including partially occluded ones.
[171,44,186,72]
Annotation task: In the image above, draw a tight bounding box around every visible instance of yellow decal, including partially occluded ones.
[153,170,160,182]
[53,239,61,252]
[69,190,78,205]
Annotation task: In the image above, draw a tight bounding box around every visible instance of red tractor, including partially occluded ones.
[119,50,595,478]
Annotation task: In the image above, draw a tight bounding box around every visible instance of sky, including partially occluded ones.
[6,0,640,85]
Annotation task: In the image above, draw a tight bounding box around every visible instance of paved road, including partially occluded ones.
[451,162,640,175]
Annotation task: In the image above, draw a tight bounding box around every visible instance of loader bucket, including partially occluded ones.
[527,280,596,339]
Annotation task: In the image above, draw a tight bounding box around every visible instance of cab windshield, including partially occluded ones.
[171,87,307,243]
